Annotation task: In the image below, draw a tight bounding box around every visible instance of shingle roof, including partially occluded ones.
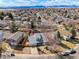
[28,33,48,46]
[58,25,71,36]
[9,32,24,43]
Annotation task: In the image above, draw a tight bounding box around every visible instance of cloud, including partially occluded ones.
[0,0,79,7]
[43,0,79,6]
[0,0,38,7]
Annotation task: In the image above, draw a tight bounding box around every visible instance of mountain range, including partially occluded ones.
[0,5,79,9]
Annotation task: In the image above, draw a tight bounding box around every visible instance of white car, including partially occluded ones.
[58,49,76,56]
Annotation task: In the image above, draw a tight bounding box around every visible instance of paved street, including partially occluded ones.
[0,45,79,59]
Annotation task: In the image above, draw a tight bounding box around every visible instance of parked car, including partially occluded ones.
[58,49,76,56]
[69,49,76,54]
[11,53,15,57]
[59,51,70,56]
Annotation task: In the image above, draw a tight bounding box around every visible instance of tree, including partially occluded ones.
[30,21,35,29]
[38,16,41,19]
[0,12,4,16]
[0,12,5,20]
[7,13,13,19]
[27,17,30,22]
[53,31,61,43]
[45,46,49,50]
[57,31,61,38]
[73,15,78,20]
[10,21,18,33]
[70,27,76,36]
[0,15,3,20]
[64,10,67,17]
[38,16,41,22]
[66,15,71,18]
[0,46,3,57]
[63,24,68,30]
[0,43,6,57]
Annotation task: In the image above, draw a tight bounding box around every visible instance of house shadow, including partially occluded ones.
[14,46,24,51]
[10,44,24,51]
[68,39,79,44]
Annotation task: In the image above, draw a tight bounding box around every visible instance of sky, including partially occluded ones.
[0,0,79,7]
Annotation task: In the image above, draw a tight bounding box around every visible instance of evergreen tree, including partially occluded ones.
[30,21,35,29]
[70,27,76,36]
[0,15,3,20]
[8,13,13,19]
[73,15,78,20]
[0,12,4,16]
[57,31,61,38]
[38,16,41,20]
[0,12,5,20]
[10,21,18,33]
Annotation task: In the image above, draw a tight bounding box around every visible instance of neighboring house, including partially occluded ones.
[3,16,11,20]
[28,33,48,46]
[58,25,72,40]
[8,32,24,47]
[21,21,31,28]
[21,17,28,21]
[0,20,8,28]
[14,20,21,27]
[75,24,79,32]
[3,31,13,40]
[14,16,21,21]
[45,32,61,45]
[55,16,63,23]
[40,21,51,29]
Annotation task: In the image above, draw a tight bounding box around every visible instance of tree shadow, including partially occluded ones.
[60,43,71,49]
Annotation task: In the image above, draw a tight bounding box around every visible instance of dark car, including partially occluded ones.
[11,53,15,57]
[62,52,70,56]
[69,49,76,54]
[59,49,76,56]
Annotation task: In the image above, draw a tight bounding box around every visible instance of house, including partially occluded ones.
[14,16,21,21]
[21,21,31,28]
[8,32,24,47]
[0,20,8,28]
[58,25,72,40]
[55,16,63,23]
[28,33,48,46]
[14,20,21,27]
[75,24,79,32]
[3,31,13,40]
[3,16,11,20]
